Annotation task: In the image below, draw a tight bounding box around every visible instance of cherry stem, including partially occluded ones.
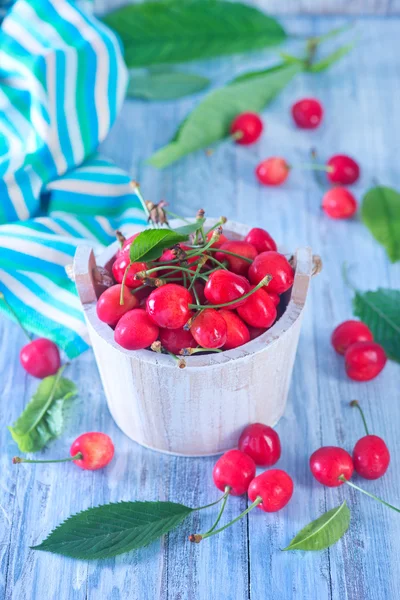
[0,292,32,342]
[192,496,262,542]
[206,247,253,264]
[231,130,243,141]
[119,263,131,305]
[205,217,227,236]
[180,347,222,356]
[350,400,370,435]
[205,255,229,270]
[195,488,232,512]
[339,476,400,513]
[189,275,272,310]
[13,452,83,465]
[164,209,192,224]
[130,182,152,225]
[204,487,230,534]
[295,163,333,173]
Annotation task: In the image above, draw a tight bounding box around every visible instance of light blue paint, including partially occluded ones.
[1,11,400,600]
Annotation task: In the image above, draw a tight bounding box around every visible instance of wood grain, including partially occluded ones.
[1,13,400,600]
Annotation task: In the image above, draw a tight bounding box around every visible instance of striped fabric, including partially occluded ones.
[0,0,147,358]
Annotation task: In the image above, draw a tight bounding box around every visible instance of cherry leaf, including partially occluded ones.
[361,186,400,263]
[129,229,188,263]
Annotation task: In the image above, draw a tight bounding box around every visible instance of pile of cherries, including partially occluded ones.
[96,222,294,356]
[229,98,359,220]
[331,319,387,381]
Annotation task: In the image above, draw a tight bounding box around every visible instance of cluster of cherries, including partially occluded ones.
[229,98,359,220]
[331,319,387,381]
[96,223,294,356]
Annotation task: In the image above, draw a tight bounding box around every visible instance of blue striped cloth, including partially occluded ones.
[0,0,147,358]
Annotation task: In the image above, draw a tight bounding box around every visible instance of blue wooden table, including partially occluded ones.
[1,9,400,600]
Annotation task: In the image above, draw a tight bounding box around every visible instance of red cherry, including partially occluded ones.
[345,341,387,381]
[70,432,115,470]
[239,423,281,466]
[96,284,139,327]
[248,469,293,512]
[322,187,357,219]
[206,230,229,249]
[247,326,267,340]
[268,291,280,307]
[146,284,192,329]
[114,308,159,350]
[204,270,250,309]
[112,255,148,289]
[117,232,140,257]
[230,112,263,145]
[331,320,374,355]
[237,286,277,328]
[249,251,294,294]
[218,309,250,350]
[190,309,227,349]
[310,446,354,487]
[244,227,277,253]
[20,339,61,379]
[353,435,390,480]
[193,280,206,305]
[213,449,256,495]
[159,327,197,354]
[215,241,257,276]
[158,244,199,280]
[291,98,323,129]
[256,157,290,186]
[327,154,360,185]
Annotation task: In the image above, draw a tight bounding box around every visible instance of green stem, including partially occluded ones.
[13,452,83,465]
[165,209,191,224]
[350,400,370,435]
[189,275,271,310]
[295,162,333,172]
[119,263,131,305]
[141,265,207,281]
[180,347,222,356]
[205,487,230,534]
[205,255,228,270]
[195,490,232,512]
[131,183,151,223]
[0,292,32,342]
[205,217,227,236]
[339,476,400,513]
[207,247,253,264]
[196,497,262,541]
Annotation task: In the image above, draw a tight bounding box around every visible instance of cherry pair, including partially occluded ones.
[331,320,387,381]
[13,432,114,471]
[0,292,61,379]
[310,402,398,513]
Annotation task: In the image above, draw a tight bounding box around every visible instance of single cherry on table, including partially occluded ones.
[326,154,360,185]
[310,446,354,487]
[331,320,374,355]
[322,187,358,219]
[212,449,256,496]
[345,341,387,381]
[350,400,390,480]
[256,157,290,186]
[292,98,323,129]
[248,469,294,512]
[239,423,281,466]
[230,112,263,145]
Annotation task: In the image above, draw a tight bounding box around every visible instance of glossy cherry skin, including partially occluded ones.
[190,309,227,349]
[146,284,192,329]
[20,339,61,379]
[331,320,374,355]
[206,230,229,249]
[230,112,263,145]
[248,469,294,512]
[218,309,250,350]
[204,270,250,309]
[96,284,139,327]
[239,423,281,466]
[70,432,114,470]
[213,449,256,495]
[158,244,199,281]
[159,327,197,354]
[249,251,294,294]
[244,227,277,253]
[117,232,140,257]
[327,154,360,185]
[114,308,159,350]
[353,435,390,480]
[215,241,258,276]
[247,326,267,340]
[256,158,290,186]
[291,98,323,129]
[237,286,277,328]
[112,255,149,289]
[268,291,280,307]
[345,341,387,381]
[310,446,354,487]
[322,187,357,219]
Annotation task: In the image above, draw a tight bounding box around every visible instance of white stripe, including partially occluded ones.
[48,213,103,243]
[0,224,82,245]
[33,217,74,237]
[46,178,131,196]
[4,173,30,220]
[45,50,68,175]
[0,120,23,171]
[2,19,44,53]
[0,269,88,340]
[22,271,82,310]
[0,237,73,265]
[71,166,126,176]
[94,215,116,236]
[54,0,110,141]
[119,207,148,222]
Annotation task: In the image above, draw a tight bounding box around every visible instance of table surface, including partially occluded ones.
[1,10,400,600]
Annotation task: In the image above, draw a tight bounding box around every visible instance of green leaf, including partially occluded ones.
[353,288,400,363]
[309,41,355,72]
[173,218,206,235]
[148,62,301,168]
[32,501,193,559]
[9,368,77,453]
[102,1,286,68]
[130,229,188,263]
[283,502,350,551]
[361,186,400,262]
[127,71,210,101]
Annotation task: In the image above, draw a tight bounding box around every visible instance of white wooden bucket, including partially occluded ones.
[73,219,318,456]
